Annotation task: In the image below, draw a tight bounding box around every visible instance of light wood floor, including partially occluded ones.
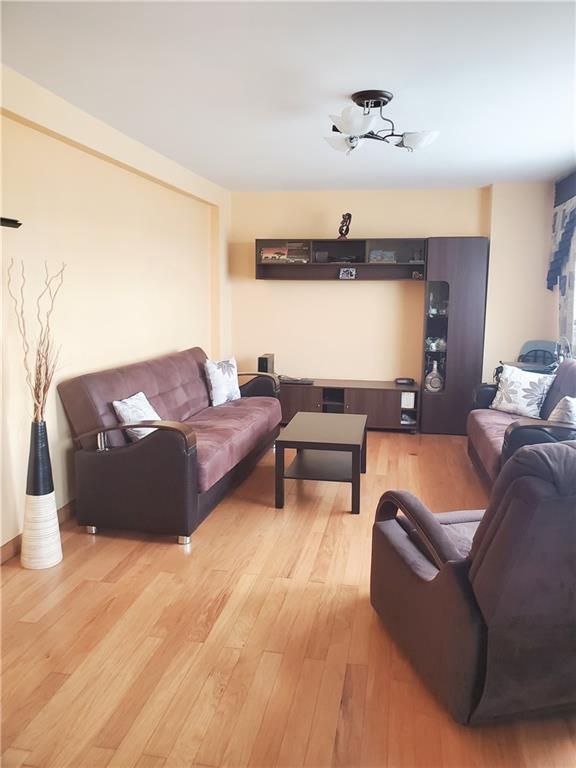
[2,433,575,768]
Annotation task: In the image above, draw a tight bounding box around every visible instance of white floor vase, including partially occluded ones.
[21,491,63,569]
[21,420,63,570]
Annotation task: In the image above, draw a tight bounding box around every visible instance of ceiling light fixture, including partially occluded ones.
[326,90,439,155]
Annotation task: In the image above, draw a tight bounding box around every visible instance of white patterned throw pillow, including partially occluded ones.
[205,357,241,406]
[112,391,160,441]
[490,364,555,419]
[548,396,576,425]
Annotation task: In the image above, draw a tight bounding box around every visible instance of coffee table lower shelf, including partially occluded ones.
[284,450,353,482]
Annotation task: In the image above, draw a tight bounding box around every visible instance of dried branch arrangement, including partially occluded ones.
[7,260,66,422]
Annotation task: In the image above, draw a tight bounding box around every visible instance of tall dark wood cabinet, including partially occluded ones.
[420,237,489,435]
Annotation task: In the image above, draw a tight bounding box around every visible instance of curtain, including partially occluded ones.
[548,174,576,349]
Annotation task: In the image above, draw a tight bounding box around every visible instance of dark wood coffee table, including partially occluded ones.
[275,412,367,514]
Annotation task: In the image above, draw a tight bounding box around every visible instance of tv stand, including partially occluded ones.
[279,378,419,432]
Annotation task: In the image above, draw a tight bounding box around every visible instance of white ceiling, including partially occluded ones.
[2,1,575,190]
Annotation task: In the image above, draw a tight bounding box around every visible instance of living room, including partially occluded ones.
[2,1,575,767]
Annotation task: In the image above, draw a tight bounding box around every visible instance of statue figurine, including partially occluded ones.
[338,212,352,240]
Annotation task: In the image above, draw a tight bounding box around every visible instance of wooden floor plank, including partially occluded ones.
[2,433,573,768]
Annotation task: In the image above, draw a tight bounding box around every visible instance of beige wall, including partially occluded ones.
[483,182,557,379]
[229,189,491,379]
[1,116,217,546]
[230,183,556,391]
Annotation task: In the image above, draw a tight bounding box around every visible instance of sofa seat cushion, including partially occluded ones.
[467,408,520,482]
[187,396,281,492]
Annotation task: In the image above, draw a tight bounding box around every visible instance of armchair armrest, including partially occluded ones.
[472,383,498,409]
[77,420,197,451]
[238,372,280,398]
[376,490,463,568]
[502,418,576,464]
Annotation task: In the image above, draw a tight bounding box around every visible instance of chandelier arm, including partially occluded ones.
[375,117,395,134]
[362,132,388,142]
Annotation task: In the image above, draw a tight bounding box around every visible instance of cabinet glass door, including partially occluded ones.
[424,281,449,393]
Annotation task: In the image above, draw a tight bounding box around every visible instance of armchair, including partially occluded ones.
[371,440,576,724]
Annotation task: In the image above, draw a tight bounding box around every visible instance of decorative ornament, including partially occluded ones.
[338,212,352,240]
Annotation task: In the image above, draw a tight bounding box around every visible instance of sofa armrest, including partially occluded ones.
[74,425,199,536]
[502,418,576,464]
[77,420,197,451]
[472,383,498,409]
[376,490,463,568]
[238,372,280,398]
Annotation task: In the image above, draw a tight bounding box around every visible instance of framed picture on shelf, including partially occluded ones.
[260,247,289,262]
[339,267,357,280]
[259,242,310,264]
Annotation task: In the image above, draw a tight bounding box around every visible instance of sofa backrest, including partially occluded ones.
[540,359,576,419]
[58,347,210,448]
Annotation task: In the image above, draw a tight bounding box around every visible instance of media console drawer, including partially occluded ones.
[279,379,419,432]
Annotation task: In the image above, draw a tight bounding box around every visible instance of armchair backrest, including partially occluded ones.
[467,441,576,717]
[469,440,576,608]
[58,347,210,448]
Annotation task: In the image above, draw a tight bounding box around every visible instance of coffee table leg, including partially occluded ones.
[275,444,285,509]
[351,447,361,514]
[361,428,367,474]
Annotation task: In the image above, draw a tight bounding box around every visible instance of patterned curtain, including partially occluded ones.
[548,176,576,348]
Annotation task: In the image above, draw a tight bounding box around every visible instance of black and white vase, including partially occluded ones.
[20,421,63,569]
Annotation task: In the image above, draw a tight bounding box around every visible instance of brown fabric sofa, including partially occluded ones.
[58,347,281,542]
[467,359,576,486]
[370,440,576,724]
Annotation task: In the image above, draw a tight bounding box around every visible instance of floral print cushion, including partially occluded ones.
[490,364,556,418]
[204,357,241,406]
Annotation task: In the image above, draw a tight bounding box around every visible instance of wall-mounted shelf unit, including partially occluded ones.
[256,235,489,436]
[255,238,426,281]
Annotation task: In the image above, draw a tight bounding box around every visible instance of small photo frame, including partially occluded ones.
[339,267,357,280]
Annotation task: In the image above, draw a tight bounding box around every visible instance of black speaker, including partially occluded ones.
[258,353,275,373]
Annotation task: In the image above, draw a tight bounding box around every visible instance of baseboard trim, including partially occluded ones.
[1,500,75,565]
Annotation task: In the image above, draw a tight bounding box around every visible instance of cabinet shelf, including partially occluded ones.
[279,379,420,432]
[256,238,427,281]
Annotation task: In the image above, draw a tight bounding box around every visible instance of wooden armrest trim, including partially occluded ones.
[376,490,462,568]
[78,420,197,450]
[505,418,576,436]
[238,371,279,381]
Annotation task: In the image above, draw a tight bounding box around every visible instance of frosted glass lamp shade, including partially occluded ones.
[401,130,440,150]
[324,135,361,153]
[329,106,375,137]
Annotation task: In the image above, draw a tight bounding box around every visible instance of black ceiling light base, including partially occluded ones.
[351,90,394,109]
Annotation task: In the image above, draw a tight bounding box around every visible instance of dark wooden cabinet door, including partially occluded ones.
[279,385,322,424]
[344,388,401,428]
[421,237,489,435]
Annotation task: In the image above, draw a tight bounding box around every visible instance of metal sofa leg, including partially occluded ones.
[86,525,98,535]
[177,535,191,545]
